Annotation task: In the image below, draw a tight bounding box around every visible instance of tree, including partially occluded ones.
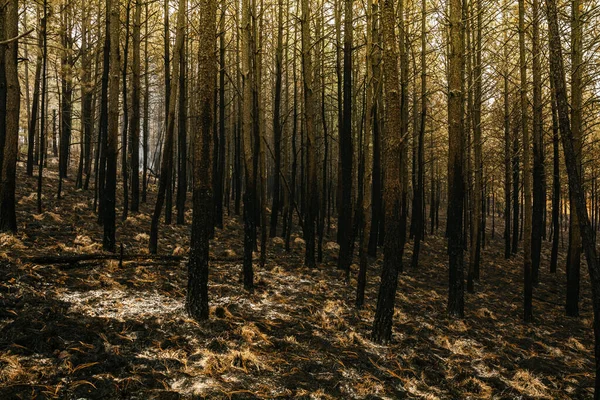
[447,0,464,318]
[301,0,318,268]
[503,0,511,260]
[468,0,482,291]
[531,0,545,286]
[242,0,256,289]
[57,0,74,200]
[518,0,533,323]
[357,0,376,308]
[372,0,404,343]
[187,0,215,321]
[175,0,188,225]
[549,76,560,273]
[130,0,141,212]
[26,9,42,178]
[78,1,93,191]
[149,0,186,254]
[120,0,131,220]
[270,0,284,238]
[545,0,600,393]
[410,0,426,270]
[104,0,121,252]
[211,0,226,228]
[566,0,583,318]
[142,0,149,204]
[36,0,48,215]
[0,0,20,233]
[337,0,353,274]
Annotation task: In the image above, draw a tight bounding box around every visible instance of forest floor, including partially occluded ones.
[0,160,596,399]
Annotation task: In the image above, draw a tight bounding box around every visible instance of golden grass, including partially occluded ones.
[510,370,551,399]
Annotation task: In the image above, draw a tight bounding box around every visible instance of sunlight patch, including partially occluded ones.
[59,289,184,321]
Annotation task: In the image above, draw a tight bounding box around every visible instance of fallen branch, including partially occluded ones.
[25,253,185,265]
[24,253,245,266]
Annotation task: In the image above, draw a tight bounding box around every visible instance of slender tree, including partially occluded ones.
[546,0,600,393]
[57,0,74,199]
[550,77,560,273]
[149,0,186,253]
[26,11,42,178]
[447,0,464,318]
[78,1,93,191]
[142,1,149,203]
[503,0,511,260]
[175,3,187,225]
[411,0,426,270]
[372,0,404,342]
[338,0,353,274]
[270,0,284,238]
[104,0,120,252]
[187,0,215,321]
[301,0,318,268]
[468,0,482,291]
[0,0,19,233]
[242,0,256,289]
[36,0,48,215]
[518,0,533,322]
[566,0,583,317]
[130,0,141,212]
[531,0,545,286]
[357,0,376,308]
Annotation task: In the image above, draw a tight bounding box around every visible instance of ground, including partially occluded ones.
[0,160,596,399]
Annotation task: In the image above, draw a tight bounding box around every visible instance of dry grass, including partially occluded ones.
[510,370,551,399]
[0,162,595,399]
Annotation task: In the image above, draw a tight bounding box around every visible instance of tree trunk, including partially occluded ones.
[121,0,131,220]
[27,29,42,177]
[130,0,141,212]
[176,8,188,225]
[546,0,600,393]
[301,0,318,268]
[503,0,511,259]
[550,77,560,273]
[149,0,185,254]
[337,0,353,274]
[518,0,533,323]
[512,112,520,254]
[447,0,464,318]
[242,0,256,289]
[142,1,149,204]
[468,0,482,292]
[372,0,405,343]
[270,0,284,238]
[566,0,583,318]
[357,0,376,308]
[0,0,19,233]
[103,0,120,252]
[187,0,215,322]
[531,0,545,286]
[58,1,74,199]
[36,0,48,215]
[411,0,427,270]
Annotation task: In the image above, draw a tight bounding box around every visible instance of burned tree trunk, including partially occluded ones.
[0,0,19,233]
[187,0,215,322]
[372,0,405,342]
[546,0,600,392]
[446,0,464,318]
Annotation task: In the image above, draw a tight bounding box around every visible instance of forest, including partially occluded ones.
[0,0,599,397]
